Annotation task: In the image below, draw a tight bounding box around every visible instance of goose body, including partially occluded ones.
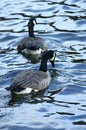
[6,50,56,94]
[7,70,51,94]
[18,17,47,58]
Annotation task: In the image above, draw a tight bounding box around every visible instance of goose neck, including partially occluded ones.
[28,24,35,38]
[39,57,48,72]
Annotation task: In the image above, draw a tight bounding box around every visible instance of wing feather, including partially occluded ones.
[10,70,51,91]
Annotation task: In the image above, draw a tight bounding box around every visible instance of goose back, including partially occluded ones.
[17,17,47,56]
[18,36,47,53]
[9,70,51,93]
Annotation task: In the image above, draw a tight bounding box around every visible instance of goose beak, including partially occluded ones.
[50,60,55,67]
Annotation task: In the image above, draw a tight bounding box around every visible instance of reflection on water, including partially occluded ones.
[0,0,86,129]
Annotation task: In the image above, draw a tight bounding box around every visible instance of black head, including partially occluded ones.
[28,17,36,37]
[49,50,56,67]
[43,50,56,67]
[39,50,56,72]
[28,17,36,27]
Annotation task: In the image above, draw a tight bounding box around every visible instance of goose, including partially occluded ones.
[17,17,47,60]
[6,50,56,94]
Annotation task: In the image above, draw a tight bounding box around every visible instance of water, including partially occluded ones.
[0,0,86,129]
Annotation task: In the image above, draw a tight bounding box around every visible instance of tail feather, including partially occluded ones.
[5,86,25,93]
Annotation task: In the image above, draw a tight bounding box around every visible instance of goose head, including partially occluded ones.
[39,50,56,72]
[49,50,56,67]
[28,17,36,37]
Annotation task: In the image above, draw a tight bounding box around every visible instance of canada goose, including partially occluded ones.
[6,50,56,94]
[17,17,47,59]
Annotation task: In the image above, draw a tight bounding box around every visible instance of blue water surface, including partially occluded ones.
[0,0,86,130]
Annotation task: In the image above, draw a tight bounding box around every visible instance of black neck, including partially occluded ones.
[39,56,48,72]
[28,23,35,38]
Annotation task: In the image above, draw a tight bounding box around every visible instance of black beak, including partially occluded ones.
[50,60,55,67]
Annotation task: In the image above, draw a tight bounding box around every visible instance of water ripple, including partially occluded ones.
[0,0,86,129]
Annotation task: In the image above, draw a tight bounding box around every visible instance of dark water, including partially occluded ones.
[0,0,86,129]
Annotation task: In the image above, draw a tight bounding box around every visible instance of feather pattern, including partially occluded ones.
[6,50,56,94]
[9,70,51,93]
[20,37,47,50]
[17,17,47,55]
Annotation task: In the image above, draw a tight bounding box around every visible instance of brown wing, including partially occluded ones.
[10,70,51,91]
[18,37,47,52]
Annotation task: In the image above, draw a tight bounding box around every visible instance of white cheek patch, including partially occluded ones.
[33,20,36,25]
[50,56,54,61]
[50,52,56,61]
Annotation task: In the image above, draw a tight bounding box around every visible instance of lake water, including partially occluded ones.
[0,0,86,130]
